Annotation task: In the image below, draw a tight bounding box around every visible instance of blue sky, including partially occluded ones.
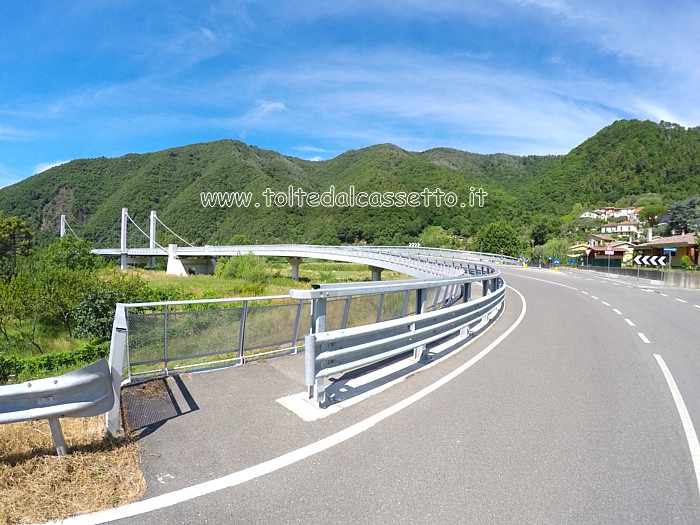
[1,0,699,188]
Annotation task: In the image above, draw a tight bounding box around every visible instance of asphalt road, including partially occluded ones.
[69,268,700,524]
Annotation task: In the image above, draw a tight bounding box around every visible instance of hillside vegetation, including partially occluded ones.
[1,119,699,248]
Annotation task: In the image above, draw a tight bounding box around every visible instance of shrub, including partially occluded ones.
[681,255,693,270]
[216,254,269,284]
[0,341,110,384]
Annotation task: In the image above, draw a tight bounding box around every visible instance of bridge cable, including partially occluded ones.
[155,216,194,247]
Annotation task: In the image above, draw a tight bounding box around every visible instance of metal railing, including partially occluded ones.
[106,247,506,433]
[292,271,504,404]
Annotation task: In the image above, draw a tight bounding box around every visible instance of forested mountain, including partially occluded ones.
[1,119,699,247]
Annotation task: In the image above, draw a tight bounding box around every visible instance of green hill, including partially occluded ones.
[1,119,699,247]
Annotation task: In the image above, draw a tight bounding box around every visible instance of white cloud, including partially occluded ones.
[34,160,70,174]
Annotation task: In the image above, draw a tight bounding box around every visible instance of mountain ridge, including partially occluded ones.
[1,119,699,247]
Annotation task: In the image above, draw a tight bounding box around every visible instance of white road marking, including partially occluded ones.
[654,354,700,501]
[661,293,669,297]
[582,291,589,295]
[591,295,599,300]
[625,319,635,327]
[676,298,687,303]
[695,305,700,309]
[48,289,528,525]
[602,301,610,306]
[613,309,622,315]
[637,333,650,344]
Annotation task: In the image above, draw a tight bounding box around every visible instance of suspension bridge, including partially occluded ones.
[60,208,519,278]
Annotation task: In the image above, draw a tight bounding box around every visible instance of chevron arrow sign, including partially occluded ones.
[633,255,667,266]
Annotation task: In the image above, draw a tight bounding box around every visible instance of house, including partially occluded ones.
[572,237,634,267]
[586,206,644,223]
[600,221,638,236]
[635,232,698,268]
[588,234,616,247]
[579,211,604,220]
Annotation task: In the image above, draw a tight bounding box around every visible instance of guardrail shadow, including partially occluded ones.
[121,375,199,438]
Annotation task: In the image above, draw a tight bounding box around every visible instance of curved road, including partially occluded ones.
[59,268,700,524]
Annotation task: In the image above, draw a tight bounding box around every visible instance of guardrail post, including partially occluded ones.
[163,304,169,375]
[106,304,128,436]
[463,282,471,302]
[311,297,327,334]
[306,297,327,401]
[376,293,385,323]
[413,288,428,361]
[48,418,69,456]
[238,300,249,365]
[292,299,303,354]
[482,279,490,296]
[341,296,351,329]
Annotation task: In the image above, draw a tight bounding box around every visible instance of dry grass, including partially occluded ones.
[0,416,145,524]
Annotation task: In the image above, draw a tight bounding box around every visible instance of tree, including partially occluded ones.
[0,216,33,275]
[638,204,665,227]
[40,235,100,271]
[666,197,700,235]
[474,221,523,257]
[38,266,94,338]
[418,225,452,248]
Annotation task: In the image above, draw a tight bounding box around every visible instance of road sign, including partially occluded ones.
[525,257,529,264]
[548,256,552,261]
[585,248,592,256]
[633,255,667,266]
[553,258,560,265]
[663,247,677,253]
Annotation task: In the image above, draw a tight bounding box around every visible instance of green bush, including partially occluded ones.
[0,340,110,384]
[216,254,269,284]
[681,255,693,270]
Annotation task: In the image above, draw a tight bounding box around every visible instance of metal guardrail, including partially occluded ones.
[105,246,506,433]
[0,359,114,455]
[295,273,504,404]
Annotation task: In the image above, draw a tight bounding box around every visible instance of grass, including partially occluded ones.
[0,416,145,524]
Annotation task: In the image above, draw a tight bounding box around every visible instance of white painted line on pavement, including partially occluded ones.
[695,305,700,309]
[613,309,622,315]
[625,319,635,327]
[661,293,669,297]
[47,289,528,525]
[582,291,589,295]
[654,354,700,501]
[637,333,650,344]
[602,301,610,306]
[676,298,687,303]
[591,295,599,299]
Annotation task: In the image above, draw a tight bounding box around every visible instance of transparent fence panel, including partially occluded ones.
[243,302,303,359]
[345,294,383,329]
[379,291,410,322]
[324,297,349,332]
[127,311,167,370]
[125,300,306,377]
[166,307,243,364]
